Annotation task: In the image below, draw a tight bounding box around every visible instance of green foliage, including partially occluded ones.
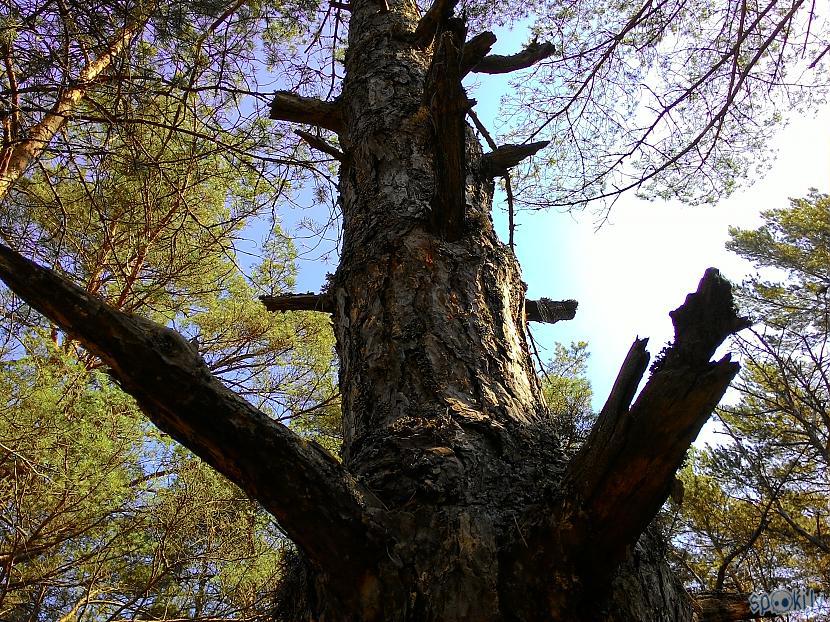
[0,335,286,620]
[540,341,594,452]
[670,192,830,599]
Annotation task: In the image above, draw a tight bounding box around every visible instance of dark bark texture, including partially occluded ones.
[0,0,755,620]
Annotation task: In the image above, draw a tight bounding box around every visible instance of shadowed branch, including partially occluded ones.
[260,292,334,313]
[525,298,577,324]
[461,31,497,75]
[413,0,458,48]
[0,244,387,605]
[473,39,556,74]
[295,130,344,161]
[481,141,550,177]
[270,91,344,133]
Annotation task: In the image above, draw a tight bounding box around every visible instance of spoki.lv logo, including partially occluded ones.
[748,587,823,616]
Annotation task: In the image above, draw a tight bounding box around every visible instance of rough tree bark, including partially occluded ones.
[0,0,760,620]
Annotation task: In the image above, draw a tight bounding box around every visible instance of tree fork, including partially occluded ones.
[558,268,750,587]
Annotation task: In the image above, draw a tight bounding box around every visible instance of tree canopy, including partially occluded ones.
[671,191,829,612]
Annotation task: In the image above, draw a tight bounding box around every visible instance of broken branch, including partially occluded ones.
[525,298,577,324]
[295,130,344,161]
[560,269,750,586]
[472,39,556,74]
[412,0,458,48]
[480,141,549,177]
[270,91,344,133]
[461,31,497,75]
[259,292,334,313]
[0,244,387,603]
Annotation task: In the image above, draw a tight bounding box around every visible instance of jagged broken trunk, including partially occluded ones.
[272,1,743,620]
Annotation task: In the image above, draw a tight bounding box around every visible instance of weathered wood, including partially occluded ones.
[425,18,468,241]
[473,39,556,74]
[270,91,344,133]
[412,0,458,48]
[461,31,497,75]
[260,292,334,313]
[560,268,750,587]
[693,592,769,622]
[481,140,550,177]
[525,297,577,324]
[0,243,388,611]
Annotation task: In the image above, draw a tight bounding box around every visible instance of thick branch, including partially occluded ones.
[461,31,497,75]
[0,5,152,201]
[295,130,344,161]
[693,592,770,622]
[0,244,386,602]
[472,39,556,74]
[412,0,458,48]
[270,91,344,133]
[480,141,549,178]
[259,292,334,313]
[561,268,750,585]
[425,19,468,241]
[525,298,577,324]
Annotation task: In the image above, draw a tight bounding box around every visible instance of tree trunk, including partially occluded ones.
[0,0,752,619]
[272,0,745,620]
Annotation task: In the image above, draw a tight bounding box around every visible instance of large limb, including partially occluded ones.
[0,5,152,201]
[0,244,388,606]
[555,269,749,587]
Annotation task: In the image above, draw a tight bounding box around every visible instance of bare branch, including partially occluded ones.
[472,39,556,74]
[259,292,334,313]
[0,244,388,604]
[270,91,344,133]
[525,298,577,324]
[480,141,549,178]
[295,130,344,161]
[461,31,497,76]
